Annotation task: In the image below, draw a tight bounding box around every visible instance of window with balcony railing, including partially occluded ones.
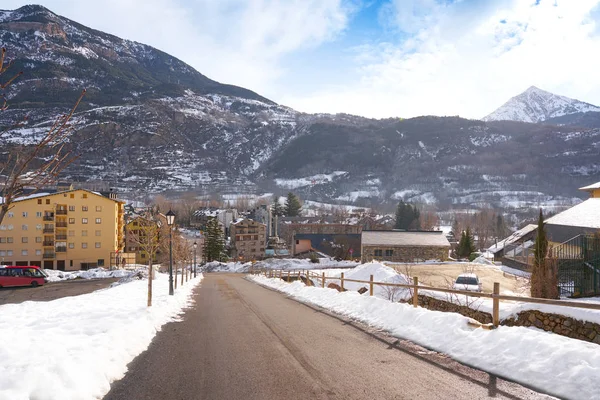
[43,241,54,246]
[56,247,67,253]
[43,227,54,234]
[43,253,55,259]
[56,234,67,240]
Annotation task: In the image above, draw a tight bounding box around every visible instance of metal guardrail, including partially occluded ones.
[250,268,600,327]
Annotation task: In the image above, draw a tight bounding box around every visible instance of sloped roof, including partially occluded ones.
[1,188,123,205]
[362,231,450,247]
[545,198,600,229]
[487,224,537,253]
[579,181,600,191]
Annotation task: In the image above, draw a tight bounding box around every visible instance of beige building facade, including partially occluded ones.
[0,189,124,270]
[230,219,266,262]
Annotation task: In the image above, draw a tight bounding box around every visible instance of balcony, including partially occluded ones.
[43,241,54,247]
[56,210,67,215]
[43,228,54,234]
[43,253,55,259]
[55,247,67,253]
[43,216,54,221]
[55,234,67,240]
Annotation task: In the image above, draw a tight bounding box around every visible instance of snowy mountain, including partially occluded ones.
[483,86,600,123]
[1,5,599,211]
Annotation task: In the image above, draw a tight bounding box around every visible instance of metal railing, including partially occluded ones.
[43,228,54,234]
[55,247,67,253]
[43,216,54,221]
[55,234,67,240]
[252,268,600,327]
[43,253,55,259]
[42,241,54,246]
[56,210,68,215]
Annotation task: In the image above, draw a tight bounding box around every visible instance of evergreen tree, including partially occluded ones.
[530,209,558,298]
[457,227,476,258]
[203,217,225,262]
[284,192,302,217]
[451,218,459,241]
[394,201,420,230]
[272,196,285,217]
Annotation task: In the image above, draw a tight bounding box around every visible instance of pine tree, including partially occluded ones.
[272,196,284,217]
[284,192,302,217]
[531,209,548,298]
[457,227,476,258]
[203,217,225,262]
[394,201,420,230]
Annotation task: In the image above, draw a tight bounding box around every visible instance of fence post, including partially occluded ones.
[287,270,290,282]
[493,282,500,327]
[341,272,345,291]
[369,275,374,296]
[322,272,326,288]
[413,277,419,308]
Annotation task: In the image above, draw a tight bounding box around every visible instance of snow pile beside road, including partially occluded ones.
[44,267,137,282]
[203,261,251,273]
[250,275,600,400]
[0,273,203,400]
[338,262,410,299]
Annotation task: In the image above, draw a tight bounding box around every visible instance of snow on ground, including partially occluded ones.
[44,267,145,282]
[0,272,203,400]
[249,275,600,400]
[203,258,358,273]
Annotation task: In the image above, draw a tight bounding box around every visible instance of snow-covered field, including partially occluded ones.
[202,258,358,273]
[249,274,600,400]
[0,272,202,400]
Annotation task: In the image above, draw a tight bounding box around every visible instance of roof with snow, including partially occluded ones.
[545,198,600,229]
[487,224,537,253]
[362,231,450,247]
[579,182,600,191]
[1,188,124,205]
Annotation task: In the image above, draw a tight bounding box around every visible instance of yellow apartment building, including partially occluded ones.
[230,218,266,261]
[0,189,124,270]
[124,213,167,265]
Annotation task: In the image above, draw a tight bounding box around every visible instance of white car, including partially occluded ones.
[453,273,483,292]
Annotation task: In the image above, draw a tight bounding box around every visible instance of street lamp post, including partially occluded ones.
[193,241,198,278]
[166,209,175,295]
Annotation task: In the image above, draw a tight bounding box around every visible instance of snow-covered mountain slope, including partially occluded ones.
[483,86,600,123]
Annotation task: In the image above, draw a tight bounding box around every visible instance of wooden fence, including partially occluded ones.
[250,268,600,328]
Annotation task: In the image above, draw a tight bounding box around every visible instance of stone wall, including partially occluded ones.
[411,294,600,345]
[362,245,448,263]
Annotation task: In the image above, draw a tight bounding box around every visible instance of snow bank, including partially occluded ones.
[338,262,410,299]
[44,267,141,282]
[0,273,203,400]
[250,276,600,400]
[203,258,358,273]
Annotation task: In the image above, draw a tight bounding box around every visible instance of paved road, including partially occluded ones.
[104,274,551,400]
[0,278,119,305]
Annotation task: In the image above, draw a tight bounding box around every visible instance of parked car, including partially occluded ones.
[452,273,482,292]
[0,266,48,288]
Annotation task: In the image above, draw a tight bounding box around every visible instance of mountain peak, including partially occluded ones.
[483,86,600,123]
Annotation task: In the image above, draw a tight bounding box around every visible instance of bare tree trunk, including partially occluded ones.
[181,262,184,286]
[147,261,153,307]
[175,264,178,289]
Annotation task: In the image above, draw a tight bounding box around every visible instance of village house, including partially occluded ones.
[230,218,267,261]
[0,189,125,270]
[361,231,450,263]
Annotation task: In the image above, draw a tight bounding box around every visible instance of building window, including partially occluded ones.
[374,249,383,257]
[69,230,75,237]
[38,199,42,205]
[95,218,101,224]
[385,249,394,257]
[35,237,42,243]
[7,250,12,256]
[141,253,146,259]
[95,242,101,248]
[97,259,104,267]
[0,251,4,256]
[35,249,42,256]
[69,218,75,224]
[68,243,74,249]
[82,193,88,199]
[7,237,13,243]
[95,230,101,237]
[22,212,28,217]
[69,205,75,211]
[82,218,88,224]
[46,199,50,205]
[7,225,13,230]
[96,206,102,212]
[22,225,28,230]
[36,224,42,230]
[82,230,88,237]
[70,193,74,199]
[82,243,88,249]
[82,206,88,212]
[21,250,28,256]
[36,212,42,218]
[22,237,28,243]
[7,212,13,218]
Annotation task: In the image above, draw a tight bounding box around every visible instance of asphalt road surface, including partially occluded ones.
[0,278,119,305]
[104,274,552,400]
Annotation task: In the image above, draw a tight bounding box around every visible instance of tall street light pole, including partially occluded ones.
[166,209,175,295]
[193,241,198,278]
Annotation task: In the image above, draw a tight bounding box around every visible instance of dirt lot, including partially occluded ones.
[387,263,530,295]
[0,278,119,305]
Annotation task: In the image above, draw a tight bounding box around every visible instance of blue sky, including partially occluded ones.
[3,0,600,118]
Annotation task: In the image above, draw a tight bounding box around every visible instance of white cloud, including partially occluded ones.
[283,0,600,119]
[3,0,353,99]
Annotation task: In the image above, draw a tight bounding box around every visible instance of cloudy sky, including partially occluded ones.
[4,0,600,119]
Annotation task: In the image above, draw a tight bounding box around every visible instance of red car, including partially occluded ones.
[0,266,48,288]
